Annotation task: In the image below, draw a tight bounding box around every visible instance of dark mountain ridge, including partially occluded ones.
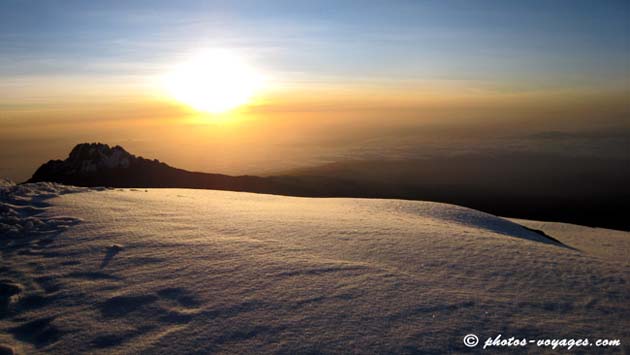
[27,143,630,231]
[27,143,365,197]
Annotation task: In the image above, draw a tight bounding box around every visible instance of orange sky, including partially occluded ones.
[1,1,629,181]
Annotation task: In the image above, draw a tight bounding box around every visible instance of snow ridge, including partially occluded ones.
[1,184,628,354]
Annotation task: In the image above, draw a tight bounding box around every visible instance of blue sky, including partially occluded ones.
[1,0,629,92]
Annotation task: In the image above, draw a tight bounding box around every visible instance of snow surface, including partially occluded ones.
[509,218,630,266]
[1,183,628,354]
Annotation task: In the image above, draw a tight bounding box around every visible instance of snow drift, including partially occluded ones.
[1,183,628,354]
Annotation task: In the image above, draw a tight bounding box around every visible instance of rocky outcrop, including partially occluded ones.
[27,143,361,197]
[29,143,168,184]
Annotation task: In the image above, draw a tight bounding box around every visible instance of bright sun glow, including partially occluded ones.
[164,50,264,114]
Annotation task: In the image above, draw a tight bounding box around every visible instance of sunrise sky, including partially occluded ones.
[1,0,629,181]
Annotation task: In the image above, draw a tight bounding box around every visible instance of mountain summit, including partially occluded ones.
[27,143,358,196]
[66,143,133,171]
[29,143,169,184]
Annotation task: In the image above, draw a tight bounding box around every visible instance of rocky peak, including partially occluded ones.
[66,143,133,172]
[27,143,176,184]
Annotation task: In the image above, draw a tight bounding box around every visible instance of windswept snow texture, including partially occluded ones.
[0,182,92,238]
[1,186,629,354]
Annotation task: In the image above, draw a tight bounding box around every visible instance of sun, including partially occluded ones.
[164,50,263,114]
